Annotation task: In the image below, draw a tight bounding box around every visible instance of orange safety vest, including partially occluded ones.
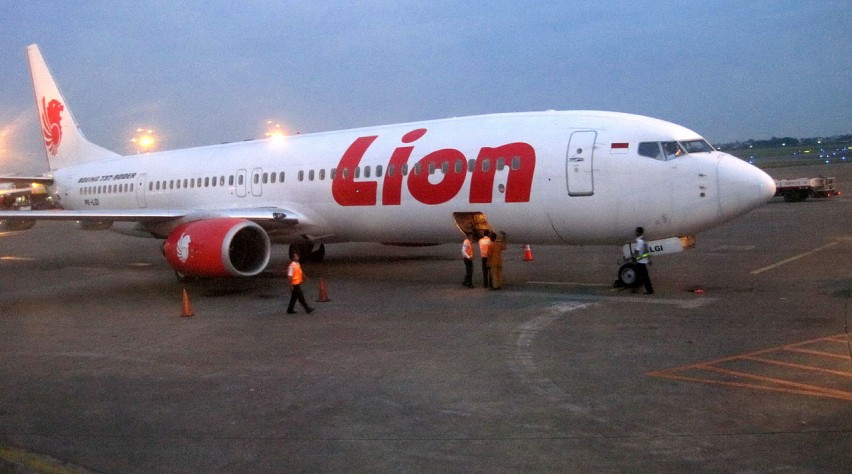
[288,261,304,285]
[462,239,474,259]
[479,237,491,258]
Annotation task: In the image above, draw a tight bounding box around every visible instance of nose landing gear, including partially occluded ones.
[614,256,639,288]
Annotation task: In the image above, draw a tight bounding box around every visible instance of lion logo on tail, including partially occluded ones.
[40,97,64,156]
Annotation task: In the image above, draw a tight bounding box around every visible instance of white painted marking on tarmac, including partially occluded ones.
[507,301,606,420]
[527,281,611,287]
[750,241,839,275]
[509,288,716,309]
[713,245,756,251]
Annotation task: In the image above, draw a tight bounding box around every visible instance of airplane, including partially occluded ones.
[0,44,776,284]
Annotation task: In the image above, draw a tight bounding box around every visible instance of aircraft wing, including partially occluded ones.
[0,176,54,186]
[0,187,35,198]
[0,207,299,223]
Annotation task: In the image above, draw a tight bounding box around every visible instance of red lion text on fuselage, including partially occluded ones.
[332,128,536,206]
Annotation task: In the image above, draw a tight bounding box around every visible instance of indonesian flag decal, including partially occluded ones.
[611,142,628,154]
[40,96,64,156]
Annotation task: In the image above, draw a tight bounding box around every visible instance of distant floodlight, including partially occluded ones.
[264,120,288,140]
[130,128,157,153]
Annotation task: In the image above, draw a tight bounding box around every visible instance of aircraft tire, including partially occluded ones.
[617,263,638,287]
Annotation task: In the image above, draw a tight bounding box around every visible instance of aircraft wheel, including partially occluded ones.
[289,243,325,262]
[617,263,638,287]
[310,243,326,263]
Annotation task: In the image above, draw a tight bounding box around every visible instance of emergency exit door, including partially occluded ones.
[566,131,596,196]
[135,173,147,208]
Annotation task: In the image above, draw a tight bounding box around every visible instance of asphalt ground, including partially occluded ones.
[0,163,850,473]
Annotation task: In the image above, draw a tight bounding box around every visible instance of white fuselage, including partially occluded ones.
[49,111,774,246]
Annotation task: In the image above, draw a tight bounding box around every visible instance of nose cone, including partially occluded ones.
[716,155,776,218]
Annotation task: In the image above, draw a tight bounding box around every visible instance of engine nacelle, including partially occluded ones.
[162,218,271,278]
[1,219,36,231]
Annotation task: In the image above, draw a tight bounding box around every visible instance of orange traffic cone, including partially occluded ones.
[181,288,194,317]
[316,277,330,302]
[523,244,534,261]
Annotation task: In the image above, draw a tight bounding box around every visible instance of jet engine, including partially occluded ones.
[162,218,271,278]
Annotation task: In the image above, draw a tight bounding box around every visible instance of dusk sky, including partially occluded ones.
[1,1,849,174]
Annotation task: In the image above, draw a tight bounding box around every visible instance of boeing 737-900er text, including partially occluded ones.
[0,44,776,284]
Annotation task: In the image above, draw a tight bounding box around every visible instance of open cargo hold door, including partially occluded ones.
[452,212,491,238]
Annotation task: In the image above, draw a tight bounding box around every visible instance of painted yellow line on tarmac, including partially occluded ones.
[750,241,839,275]
[0,256,35,261]
[648,334,852,402]
[0,444,90,473]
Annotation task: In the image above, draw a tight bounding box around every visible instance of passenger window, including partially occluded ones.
[211,177,217,187]
[414,163,422,175]
[375,165,383,177]
[279,172,285,182]
[169,180,174,189]
[455,160,463,173]
[331,168,337,180]
[205,177,210,187]
[319,169,326,180]
[402,164,408,176]
[262,172,268,184]
[228,176,234,186]
[298,170,305,181]
[481,159,491,172]
[238,175,244,185]
[512,156,521,170]
[130,183,134,192]
[428,162,435,175]
[355,167,361,179]
[309,170,315,181]
[468,159,475,172]
[270,173,276,184]
[364,166,371,178]
[441,161,449,173]
[220,176,225,186]
[497,157,505,171]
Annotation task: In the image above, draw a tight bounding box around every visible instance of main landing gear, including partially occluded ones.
[289,243,326,263]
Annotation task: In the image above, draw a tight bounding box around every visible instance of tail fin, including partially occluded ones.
[27,44,119,171]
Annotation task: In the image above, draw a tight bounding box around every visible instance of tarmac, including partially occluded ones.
[0,162,850,473]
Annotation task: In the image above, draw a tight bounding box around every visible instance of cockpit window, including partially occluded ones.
[680,139,714,153]
[638,141,688,161]
[661,141,684,160]
[638,142,662,160]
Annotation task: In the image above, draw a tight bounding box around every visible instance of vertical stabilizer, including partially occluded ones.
[27,44,119,170]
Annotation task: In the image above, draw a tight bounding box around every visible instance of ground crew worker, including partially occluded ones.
[633,226,654,294]
[286,254,315,314]
[461,233,474,288]
[478,230,492,288]
[487,231,505,289]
